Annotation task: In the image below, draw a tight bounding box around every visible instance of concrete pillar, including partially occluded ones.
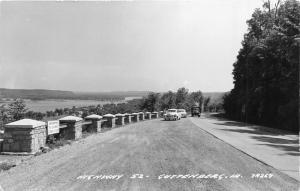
[145,112,152,120]
[124,113,132,124]
[115,113,125,126]
[2,119,46,154]
[138,112,145,121]
[0,139,3,153]
[159,111,164,118]
[59,116,83,140]
[85,114,102,132]
[102,114,116,128]
[152,112,159,119]
[131,113,139,122]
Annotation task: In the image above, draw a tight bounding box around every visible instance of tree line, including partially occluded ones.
[139,87,204,112]
[0,98,143,130]
[0,87,207,130]
[223,0,299,131]
[0,86,228,131]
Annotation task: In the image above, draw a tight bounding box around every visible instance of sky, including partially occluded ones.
[0,0,264,93]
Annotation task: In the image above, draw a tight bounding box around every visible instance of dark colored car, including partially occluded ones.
[191,106,201,117]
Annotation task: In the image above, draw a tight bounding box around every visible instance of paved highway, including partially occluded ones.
[0,118,298,191]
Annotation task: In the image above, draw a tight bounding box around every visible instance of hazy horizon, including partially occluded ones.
[0,87,227,94]
[0,1,264,92]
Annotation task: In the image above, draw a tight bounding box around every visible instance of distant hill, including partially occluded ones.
[74,91,150,100]
[75,91,150,98]
[0,88,75,100]
[0,88,226,102]
[0,88,150,101]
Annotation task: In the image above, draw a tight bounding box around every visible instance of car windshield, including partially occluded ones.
[167,109,177,113]
[178,109,185,112]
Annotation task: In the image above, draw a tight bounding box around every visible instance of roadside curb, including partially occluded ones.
[0,152,35,156]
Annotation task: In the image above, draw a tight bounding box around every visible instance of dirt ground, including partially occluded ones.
[0,118,298,191]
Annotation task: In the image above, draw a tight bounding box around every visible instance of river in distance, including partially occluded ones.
[0,97,141,113]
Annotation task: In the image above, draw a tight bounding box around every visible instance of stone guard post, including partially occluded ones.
[131,113,139,122]
[145,112,152,120]
[85,114,102,132]
[59,116,83,140]
[115,113,125,126]
[103,114,116,128]
[124,113,132,124]
[152,112,159,119]
[138,112,145,121]
[159,111,164,118]
[2,119,46,154]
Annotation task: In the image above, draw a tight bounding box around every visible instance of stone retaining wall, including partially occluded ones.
[2,126,46,153]
[1,111,160,153]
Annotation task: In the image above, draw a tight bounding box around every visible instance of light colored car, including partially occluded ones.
[164,109,181,121]
[177,109,187,118]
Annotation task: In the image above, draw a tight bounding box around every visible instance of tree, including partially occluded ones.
[203,97,211,112]
[156,88,205,111]
[7,99,28,121]
[223,0,299,131]
[141,92,160,112]
[102,103,117,114]
[81,111,88,118]
[175,87,189,109]
[189,91,204,107]
[0,104,10,129]
[55,108,64,116]
[159,91,176,110]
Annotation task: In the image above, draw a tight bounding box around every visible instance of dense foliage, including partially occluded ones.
[0,88,206,131]
[223,0,299,131]
[140,87,204,112]
[0,98,143,130]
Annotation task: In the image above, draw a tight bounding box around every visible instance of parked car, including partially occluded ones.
[177,109,187,118]
[164,109,181,121]
[191,106,201,117]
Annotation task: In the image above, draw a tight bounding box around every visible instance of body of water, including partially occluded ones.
[0,97,141,113]
[25,99,122,112]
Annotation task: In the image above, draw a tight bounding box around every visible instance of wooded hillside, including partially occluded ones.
[223,0,299,131]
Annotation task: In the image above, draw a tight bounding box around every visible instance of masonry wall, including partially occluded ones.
[2,126,46,153]
[59,121,82,140]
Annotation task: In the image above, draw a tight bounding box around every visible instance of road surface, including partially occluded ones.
[190,114,299,180]
[0,118,298,191]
